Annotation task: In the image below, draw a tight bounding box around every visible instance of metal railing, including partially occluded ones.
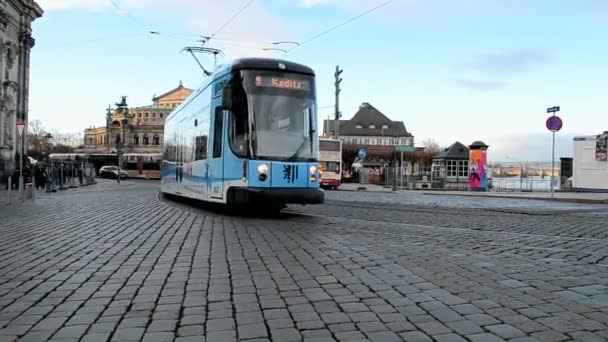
[489,177,559,192]
[2,161,97,205]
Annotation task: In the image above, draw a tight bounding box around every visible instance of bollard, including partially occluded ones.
[7,176,11,204]
[58,163,67,190]
[69,165,78,189]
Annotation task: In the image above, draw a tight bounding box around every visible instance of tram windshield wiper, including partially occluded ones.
[288,137,310,161]
[288,107,314,161]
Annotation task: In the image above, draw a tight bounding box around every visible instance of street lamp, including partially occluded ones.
[116,118,128,184]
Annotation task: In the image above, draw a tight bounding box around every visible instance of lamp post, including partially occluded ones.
[117,118,128,184]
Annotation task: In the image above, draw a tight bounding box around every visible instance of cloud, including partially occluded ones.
[451,78,505,92]
[468,49,552,74]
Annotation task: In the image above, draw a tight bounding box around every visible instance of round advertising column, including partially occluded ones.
[468,141,489,191]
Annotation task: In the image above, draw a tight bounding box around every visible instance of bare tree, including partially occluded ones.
[417,138,441,173]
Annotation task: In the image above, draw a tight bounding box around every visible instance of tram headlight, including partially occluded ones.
[257,164,269,175]
[257,164,269,182]
[310,165,318,182]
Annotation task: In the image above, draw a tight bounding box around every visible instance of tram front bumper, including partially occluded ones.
[228,187,325,205]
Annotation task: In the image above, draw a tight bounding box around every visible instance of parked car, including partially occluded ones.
[99,166,128,179]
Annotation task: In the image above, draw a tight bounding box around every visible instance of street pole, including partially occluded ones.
[400,151,404,190]
[19,130,24,201]
[334,66,343,139]
[551,128,555,198]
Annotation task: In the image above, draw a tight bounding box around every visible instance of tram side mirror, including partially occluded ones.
[221,85,232,110]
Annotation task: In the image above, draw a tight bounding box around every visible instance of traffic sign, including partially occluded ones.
[546,116,563,132]
[547,106,560,113]
[16,122,26,138]
[358,148,367,159]
[396,145,416,152]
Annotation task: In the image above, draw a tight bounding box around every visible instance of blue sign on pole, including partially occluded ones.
[358,149,367,159]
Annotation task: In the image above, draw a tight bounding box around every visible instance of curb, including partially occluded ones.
[420,192,608,205]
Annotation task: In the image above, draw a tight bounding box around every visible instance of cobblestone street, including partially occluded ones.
[1,181,608,342]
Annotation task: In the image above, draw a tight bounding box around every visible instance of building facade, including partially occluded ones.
[0,0,43,181]
[80,82,192,154]
[431,141,470,190]
[572,132,608,191]
[323,102,414,148]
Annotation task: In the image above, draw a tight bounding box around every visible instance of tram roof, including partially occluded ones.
[215,58,315,78]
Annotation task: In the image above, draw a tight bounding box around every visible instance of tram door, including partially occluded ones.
[176,120,185,194]
[209,107,224,199]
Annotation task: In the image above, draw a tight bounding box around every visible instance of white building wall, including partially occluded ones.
[572,135,608,191]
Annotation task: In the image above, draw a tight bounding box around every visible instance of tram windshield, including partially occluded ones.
[230,70,317,161]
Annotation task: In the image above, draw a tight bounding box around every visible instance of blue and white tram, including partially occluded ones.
[161,58,324,208]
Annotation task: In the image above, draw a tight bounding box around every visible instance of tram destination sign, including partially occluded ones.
[255,76,311,91]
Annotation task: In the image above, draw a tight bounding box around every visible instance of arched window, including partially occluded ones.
[138,113,142,118]
[152,113,156,118]
[145,113,149,118]
[133,135,139,145]
[153,134,160,145]
[143,134,149,145]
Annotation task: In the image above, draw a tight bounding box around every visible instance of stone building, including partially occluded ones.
[323,102,414,148]
[80,82,192,154]
[0,0,43,181]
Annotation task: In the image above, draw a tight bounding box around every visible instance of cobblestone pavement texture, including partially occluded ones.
[1,180,608,342]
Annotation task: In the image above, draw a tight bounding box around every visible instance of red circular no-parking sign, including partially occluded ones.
[546,116,563,132]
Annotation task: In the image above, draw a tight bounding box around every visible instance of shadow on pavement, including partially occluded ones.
[158,192,312,220]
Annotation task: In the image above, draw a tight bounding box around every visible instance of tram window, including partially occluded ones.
[229,77,249,157]
[195,136,208,160]
[213,107,223,158]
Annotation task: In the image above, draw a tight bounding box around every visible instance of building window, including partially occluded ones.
[369,125,376,129]
[382,125,389,129]
[152,113,156,118]
[364,138,370,145]
[134,135,139,145]
[458,160,469,177]
[355,125,362,129]
[138,113,142,118]
[160,113,164,118]
[143,134,149,145]
[376,139,382,145]
[446,160,458,177]
[145,113,149,118]
[432,162,443,178]
[153,134,160,145]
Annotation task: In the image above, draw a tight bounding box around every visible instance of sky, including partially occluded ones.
[30,0,608,162]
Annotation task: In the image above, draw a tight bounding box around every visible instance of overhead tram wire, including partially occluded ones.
[206,0,257,44]
[107,0,158,34]
[285,0,394,56]
[181,0,256,76]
